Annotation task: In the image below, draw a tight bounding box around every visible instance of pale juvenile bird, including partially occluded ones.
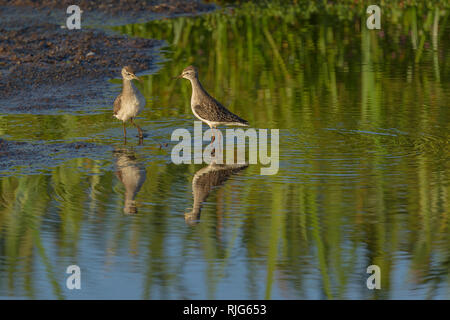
[175,66,248,142]
[113,66,146,141]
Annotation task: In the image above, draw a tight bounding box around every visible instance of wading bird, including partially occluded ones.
[114,66,146,142]
[175,65,248,143]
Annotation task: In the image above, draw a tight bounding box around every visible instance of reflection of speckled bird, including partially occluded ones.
[114,148,146,214]
[185,162,248,226]
[175,66,248,142]
[113,66,146,141]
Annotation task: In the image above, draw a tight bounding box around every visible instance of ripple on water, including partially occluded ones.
[0,139,114,177]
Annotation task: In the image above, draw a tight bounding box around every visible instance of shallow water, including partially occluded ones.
[0,5,449,299]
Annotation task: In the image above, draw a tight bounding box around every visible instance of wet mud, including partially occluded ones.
[0,22,162,112]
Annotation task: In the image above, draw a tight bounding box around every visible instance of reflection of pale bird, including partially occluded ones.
[185,162,248,226]
[113,66,146,141]
[114,148,147,214]
[175,66,248,143]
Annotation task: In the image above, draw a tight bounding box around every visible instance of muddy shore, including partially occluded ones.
[0,0,215,113]
[0,0,214,19]
[0,23,163,112]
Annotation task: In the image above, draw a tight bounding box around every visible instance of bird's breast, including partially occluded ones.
[126,92,145,110]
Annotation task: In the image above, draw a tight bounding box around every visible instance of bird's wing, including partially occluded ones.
[115,170,123,183]
[194,96,248,125]
[113,94,122,115]
[192,103,214,121]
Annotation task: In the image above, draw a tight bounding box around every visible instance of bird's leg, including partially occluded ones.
[130,118,144,140]
[210,126,215,156]
[130,118,164,147]
[123,122,127,144]
[215,126,221,156]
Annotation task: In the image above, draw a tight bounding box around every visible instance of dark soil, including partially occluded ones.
[0,23,161,97]
[0,0,214,18]
[0,21,163,112]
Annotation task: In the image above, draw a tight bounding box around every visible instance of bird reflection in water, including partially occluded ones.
[113,147,147,214]
[185,162,248,226]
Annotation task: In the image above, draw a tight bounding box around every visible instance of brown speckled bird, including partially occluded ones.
[175,66,248,142]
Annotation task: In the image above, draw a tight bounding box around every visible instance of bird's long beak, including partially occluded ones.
[132,74,142,82]
[173,74,183,80]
